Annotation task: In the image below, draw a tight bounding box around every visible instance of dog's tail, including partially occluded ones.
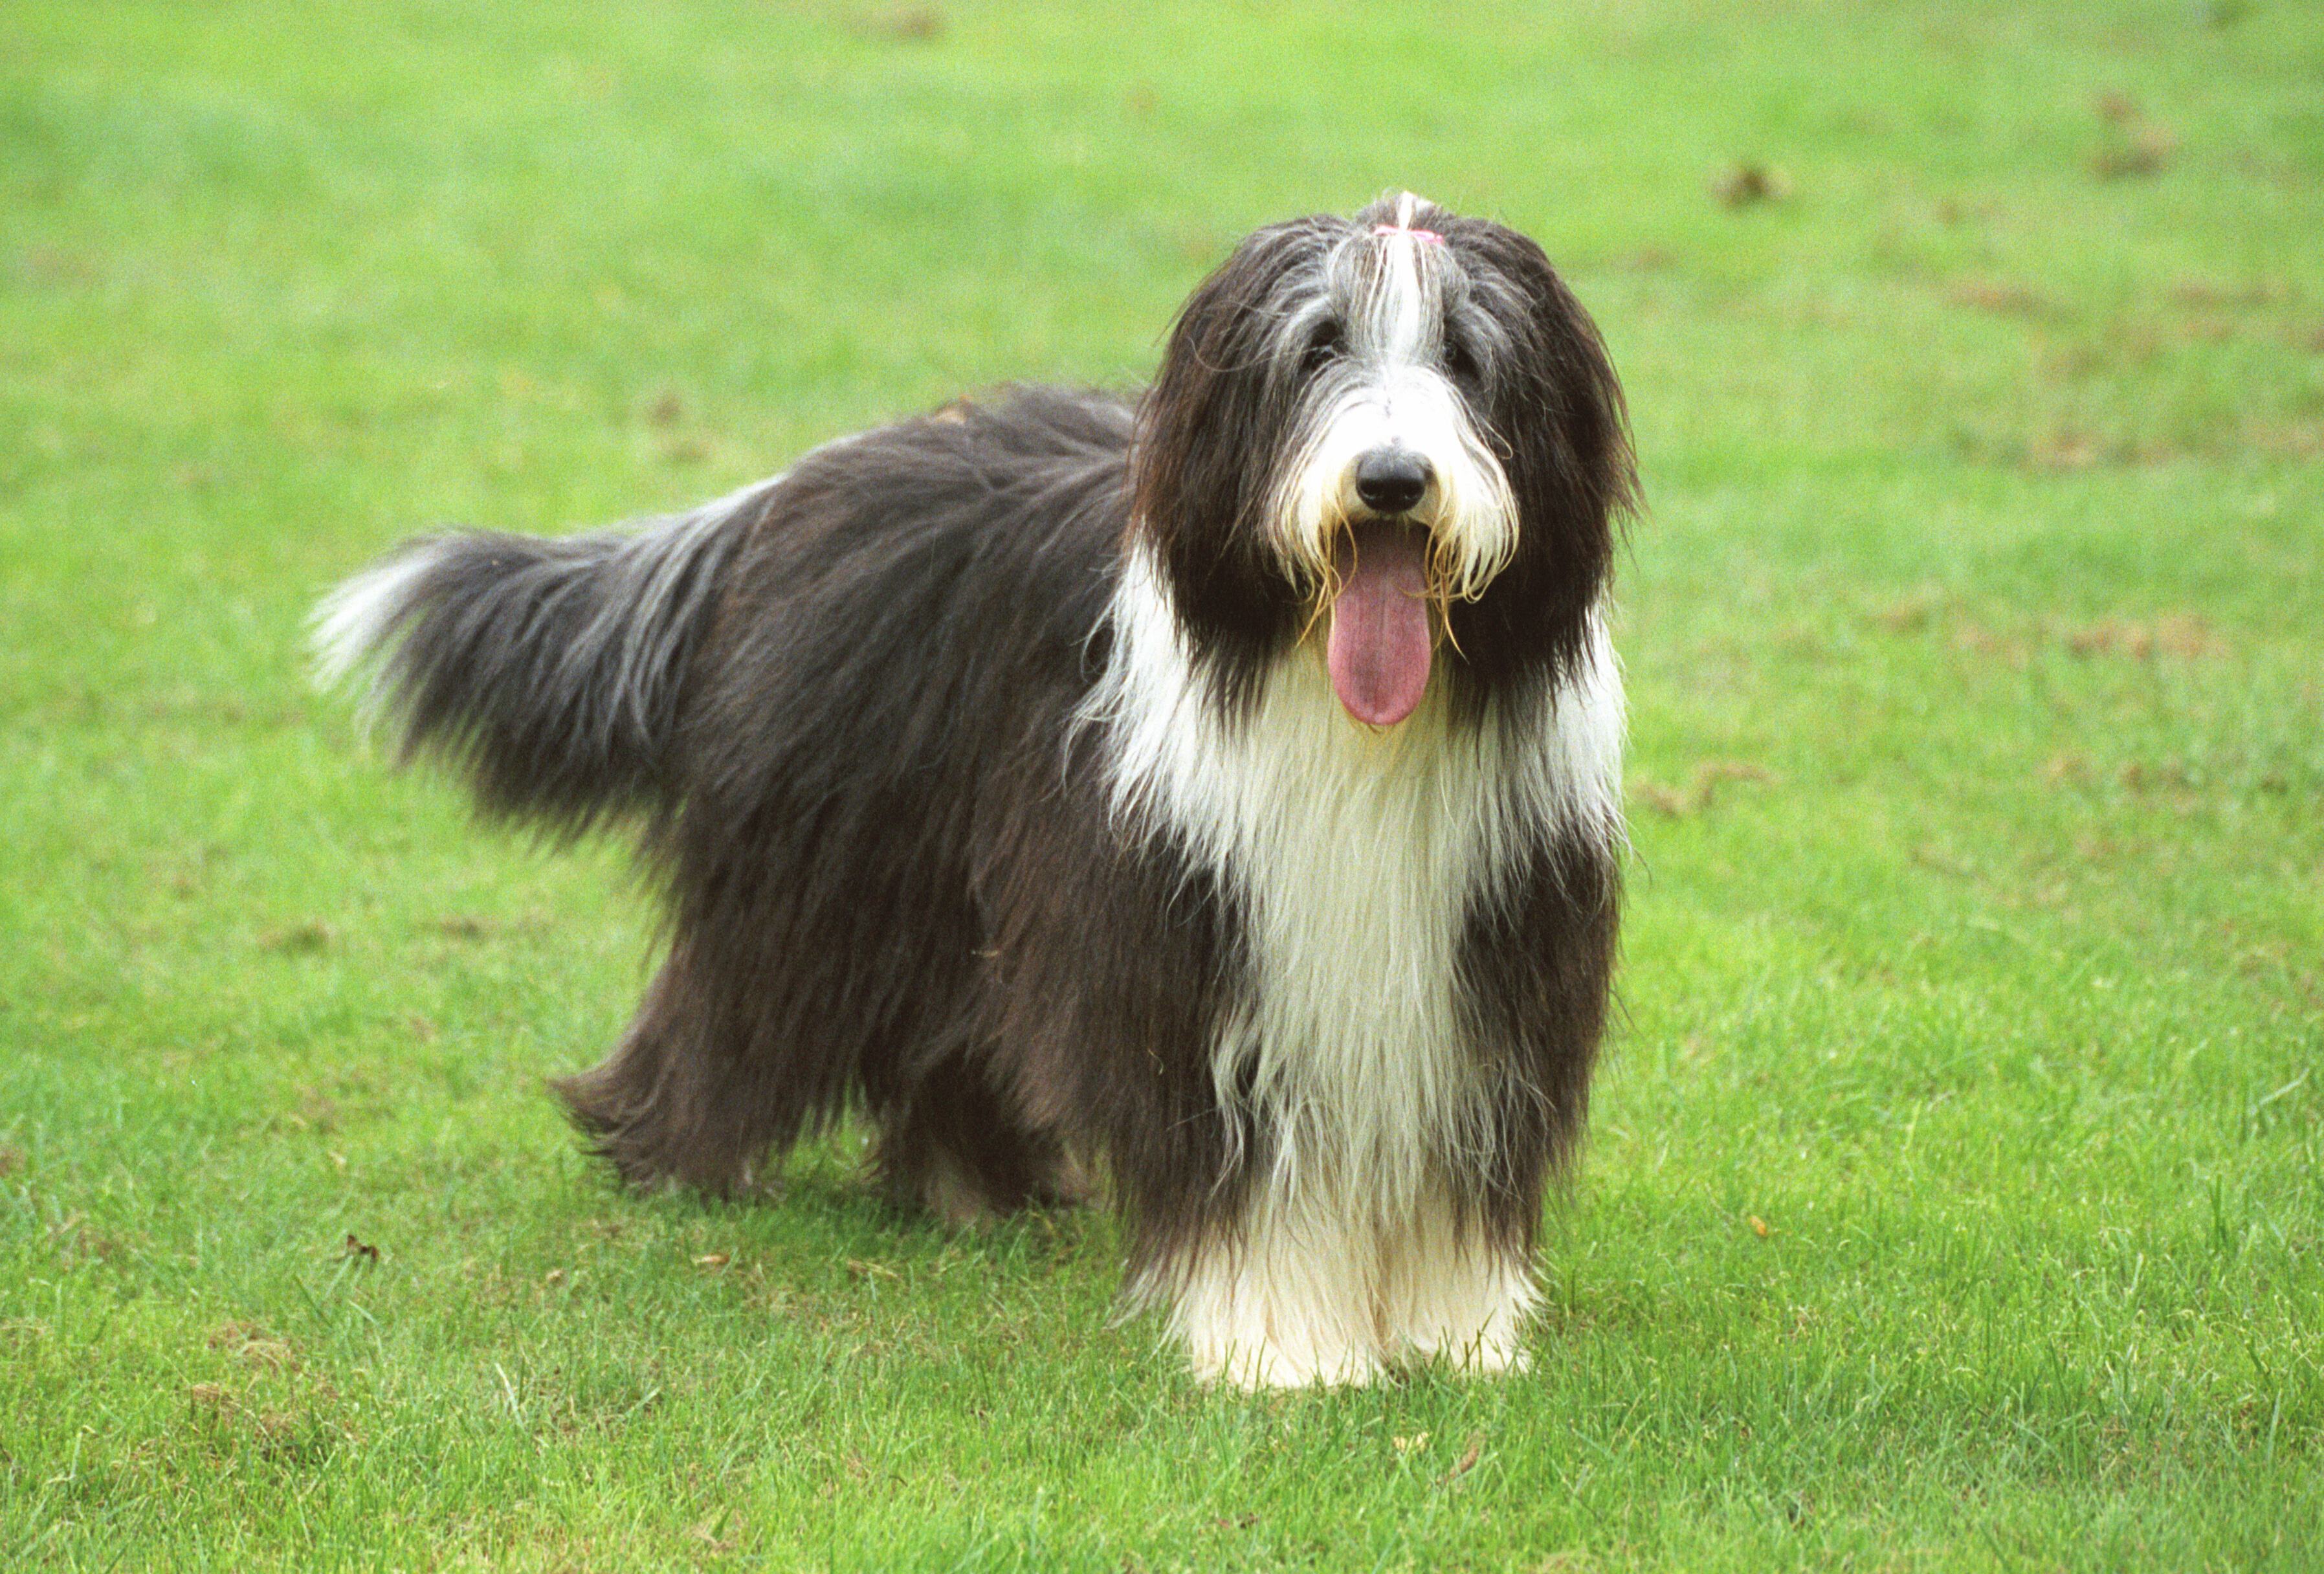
[311,482,762,837]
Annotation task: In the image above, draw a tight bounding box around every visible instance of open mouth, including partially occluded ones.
[1323,520,1433,726]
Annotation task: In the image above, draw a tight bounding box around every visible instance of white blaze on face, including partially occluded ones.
[1375,191,1433,365]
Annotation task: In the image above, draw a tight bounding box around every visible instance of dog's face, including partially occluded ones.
[1136,193,1634,720]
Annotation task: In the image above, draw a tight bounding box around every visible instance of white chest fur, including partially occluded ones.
[1083,552,1622,1384]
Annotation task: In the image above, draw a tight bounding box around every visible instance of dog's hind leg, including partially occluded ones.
[872,1051,1083,1226]
[551,948,817,1197]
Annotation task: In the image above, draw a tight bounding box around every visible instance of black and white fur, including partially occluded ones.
[316,193,1635,1387]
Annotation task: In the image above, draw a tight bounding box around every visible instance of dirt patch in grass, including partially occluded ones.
[1635,760,1781,819]
[1876,599,2222,668]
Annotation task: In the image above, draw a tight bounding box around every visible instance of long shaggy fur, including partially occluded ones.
[317,194,1637,1386]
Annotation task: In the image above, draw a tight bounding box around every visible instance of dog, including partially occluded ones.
[315,192,1636,1387]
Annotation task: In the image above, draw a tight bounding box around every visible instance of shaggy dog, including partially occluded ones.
[316,192,1636,1386]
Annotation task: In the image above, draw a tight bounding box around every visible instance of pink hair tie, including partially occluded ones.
[1372,224,1444,245]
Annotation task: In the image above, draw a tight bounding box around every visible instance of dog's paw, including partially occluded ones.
[1191,1334,1388,1390]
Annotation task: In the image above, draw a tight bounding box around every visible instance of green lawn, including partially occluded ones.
[3,2,2319,1568]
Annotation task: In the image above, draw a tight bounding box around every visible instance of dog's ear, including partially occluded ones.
[1437,222,1638,691]
[1134,220,1339,679]
[1463,224,1637,543]
[1136,217,1335,531]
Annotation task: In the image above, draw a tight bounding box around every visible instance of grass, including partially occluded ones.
[3,0,2319,1567]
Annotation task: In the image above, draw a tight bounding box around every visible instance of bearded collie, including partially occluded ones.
[316,192,1636,1386]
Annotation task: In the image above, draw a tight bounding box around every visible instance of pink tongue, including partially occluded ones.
[1326,524,1432,726]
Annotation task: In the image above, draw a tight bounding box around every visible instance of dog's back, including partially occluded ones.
[316,387,1134,840]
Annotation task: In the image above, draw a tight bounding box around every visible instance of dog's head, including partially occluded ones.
[1135,193,1635,723]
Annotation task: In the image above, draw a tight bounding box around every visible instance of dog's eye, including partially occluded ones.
[1298,320,1345,375]
[1443,337,1483,388]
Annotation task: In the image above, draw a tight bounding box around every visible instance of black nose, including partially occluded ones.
[1353,449,1433,516]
